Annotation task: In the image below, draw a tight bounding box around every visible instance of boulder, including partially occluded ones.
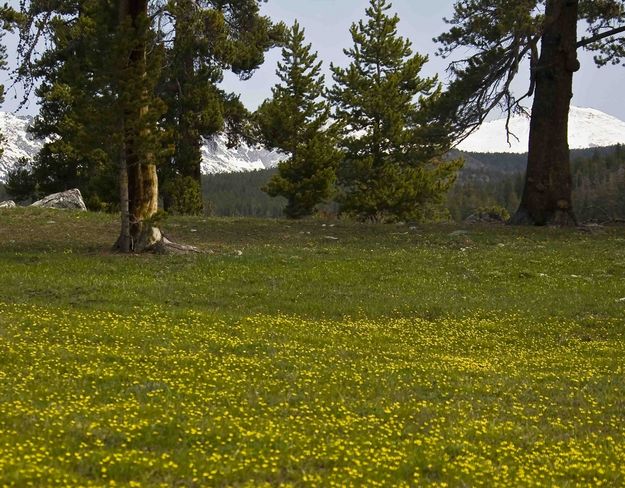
[30,189,87,211]
[0,200,16,209]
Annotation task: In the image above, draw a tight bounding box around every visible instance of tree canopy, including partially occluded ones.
[436,0,625,225]
[436,0,625,140]
[330,0,460,222]
[256,21,340,218]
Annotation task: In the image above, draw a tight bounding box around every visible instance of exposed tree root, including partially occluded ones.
[115,226,200,255]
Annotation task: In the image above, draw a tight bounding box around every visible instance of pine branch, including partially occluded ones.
[577,25,625,48]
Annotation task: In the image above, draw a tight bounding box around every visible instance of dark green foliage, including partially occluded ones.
[263,136,339,219]
[202,169,286,218]
[162,175,205,216]
[5,159,37,202]
[13,1,167,211]
[12,1,282,218]
[256,21,340,219]
[329,0,460,222]
[158,0,284,214]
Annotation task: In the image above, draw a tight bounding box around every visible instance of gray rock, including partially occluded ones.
[0,200,16,208]
[31,189,87,211]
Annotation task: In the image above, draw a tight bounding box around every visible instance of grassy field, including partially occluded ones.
[1,208,624,487]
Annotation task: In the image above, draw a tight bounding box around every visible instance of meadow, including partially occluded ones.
[1,207,624,487]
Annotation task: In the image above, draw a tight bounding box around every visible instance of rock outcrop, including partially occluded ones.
[31,189,87,211]
[0,200,16,208]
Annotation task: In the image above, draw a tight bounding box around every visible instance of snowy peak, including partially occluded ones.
[0,111,284,182]
[201,133,285,174]
[457,107,625,154]
[0,112,43,180]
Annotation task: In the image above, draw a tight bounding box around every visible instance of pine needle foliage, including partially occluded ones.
[257,21,341,219]
[329,0,461,223]
[158,0,284,214]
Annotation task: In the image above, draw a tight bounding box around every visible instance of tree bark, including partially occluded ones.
[114,0,199,254]
[511,0,579,226]
[118,120,131,252]
[117,0,160,250]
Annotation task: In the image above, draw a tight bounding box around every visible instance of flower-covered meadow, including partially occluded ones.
[1,303,624,486]
[1,209,625,486]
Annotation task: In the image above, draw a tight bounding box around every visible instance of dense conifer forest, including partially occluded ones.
[197,146,625,222]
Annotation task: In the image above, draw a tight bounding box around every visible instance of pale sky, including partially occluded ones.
[3,0,624,121]
[224,0,625,121]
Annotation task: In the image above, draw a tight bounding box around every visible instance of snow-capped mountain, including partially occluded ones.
[457,106,625,154]
[2,106,624,181]
[201,133,284,174]
[0,112,42,180]
[0,111,284,182]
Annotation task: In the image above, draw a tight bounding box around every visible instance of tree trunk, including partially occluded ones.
[118,121,131,253]
[117,0,160,250]
[511,0,579,226]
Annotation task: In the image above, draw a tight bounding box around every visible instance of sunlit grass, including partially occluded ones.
[1,208,624,486]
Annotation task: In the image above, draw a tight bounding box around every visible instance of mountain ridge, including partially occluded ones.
[0,112,285,182]
[1,106,624,182]
[457,106,625,154]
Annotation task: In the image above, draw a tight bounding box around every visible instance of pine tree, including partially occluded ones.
[256,21,340,218]
[436,0,625,225]
[329,0,460,222]
[14,0,281,251]
[159,0,283,215]
[19,1,122,209]
[16,0,170,251]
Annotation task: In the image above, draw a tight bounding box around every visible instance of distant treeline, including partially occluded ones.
[4,145,623,222]
[201,145,625,222]
[202,171,286,218]
[449,145,625,222]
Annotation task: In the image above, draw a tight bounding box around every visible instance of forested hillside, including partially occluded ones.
[200,146,625,221]
[449,145,625,221]
[202,171,285,218]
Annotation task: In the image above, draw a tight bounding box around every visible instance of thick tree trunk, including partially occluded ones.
[511,0,579,226]
[114,0,199,254]
[118,125,132,253]
[117,0,160,251]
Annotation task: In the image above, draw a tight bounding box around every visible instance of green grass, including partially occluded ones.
[1,208,624,486]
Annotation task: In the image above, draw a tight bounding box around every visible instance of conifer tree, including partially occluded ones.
[16,0,170,251]
[436,0,625,225]
[14,0,281,250]
[159,0,283,215]
[256,21,340,218]
[17,1,122,208]
[329,0,461,222]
